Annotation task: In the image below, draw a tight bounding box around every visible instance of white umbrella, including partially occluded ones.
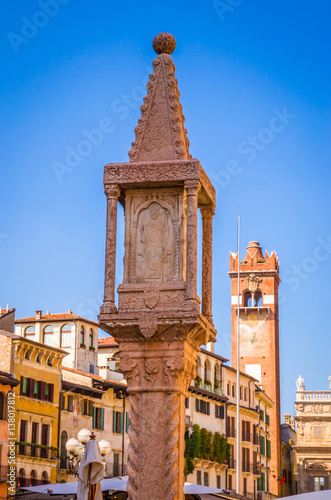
[77,436,104,500]
[184,483,224,494]
[280,491,331,500]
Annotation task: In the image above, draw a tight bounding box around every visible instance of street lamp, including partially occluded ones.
[66,430,110,476]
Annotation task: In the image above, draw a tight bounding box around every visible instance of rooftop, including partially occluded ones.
[16,310,100,328]
[98,336,119,347]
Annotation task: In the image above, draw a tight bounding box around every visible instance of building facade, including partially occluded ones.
[294,377,331,493]
[281,414,297,496]
[15,310,100,374]
[12,335,67,487]
[230,241,281,496]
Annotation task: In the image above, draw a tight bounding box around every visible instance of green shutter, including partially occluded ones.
[92,406,97,429]
[23,377,27,395]
[267,439,271,459]
[113,411,116,433]
[260,435,265,455]
[120,412,124,434]
[100,408,105,430]
[266,414,270,426]
[34,381,38,396]
[126,412,130,433]
[260,409,265,422]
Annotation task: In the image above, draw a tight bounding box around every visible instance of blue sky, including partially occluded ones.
[1,0,330,416]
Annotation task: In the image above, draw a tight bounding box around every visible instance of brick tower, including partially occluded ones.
[229,241,281,496]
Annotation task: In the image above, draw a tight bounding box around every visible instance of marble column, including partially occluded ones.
[201,205,214,322]
[185,180,200,308]
[100,184,121,314]
[119,335,197,500]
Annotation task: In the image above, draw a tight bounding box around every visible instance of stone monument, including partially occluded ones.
[99,33,216,500]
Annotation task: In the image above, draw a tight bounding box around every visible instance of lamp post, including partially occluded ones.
[65,429,110,476]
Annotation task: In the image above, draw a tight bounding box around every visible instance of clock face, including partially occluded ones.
[239,314,267,346]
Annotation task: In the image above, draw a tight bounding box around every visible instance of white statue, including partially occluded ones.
[328,376,331,390]
[296,375,305,391]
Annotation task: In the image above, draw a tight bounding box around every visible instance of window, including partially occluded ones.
[242,420,251,442]
[45,383,54,402]
[89,329,94,348]
[243,477,247,496]
[314,477,325,491]
[185,397,189,409]
[244,290,253,307]
[255,291,262,306]
[19,420,28,454]
[204,472,209,487]
[61,323,72,347]
[41,471,49,485]
[126,412,130,433]
[232,384,235,397]
[266,439,271,459]
[257,472,265,491]
[113,452,120,477]
[113,411,123,434]
[244,387,247,401]
[0,393,5,420]
[80,326,85,346]
[43,325,54,346]
[215,405,224,419]
[242,447,250,471]
[240,386,243,399]
[227,416,236,438]
[260,435,266,456]
[18,469,26,488]
[196,399,210,415]
[30,470,37,487]
[31,422,39,457]
[227,383,230,396]
[93,407,105,430]
[63,395,74,412]
[260,409,265,422]
[60,431,68,469]
[197,470,202,485]
[228,474,233,490]
[40,424,50,458]
[89,364,94,374]
[266,414,270,426]
[83,399,93,416]
[217,475,221,489]
[24,326,35,339]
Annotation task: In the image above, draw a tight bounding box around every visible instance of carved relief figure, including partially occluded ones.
[136,202,173,282]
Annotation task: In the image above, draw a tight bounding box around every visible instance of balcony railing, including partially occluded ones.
[253,464,261,475]
[242,431,252,443]
[227,458,236,469]
[297,391,331,401]
[16,444,57,460]
[227,427,236,438]
[242,462,251,473]
[253,434,259,445]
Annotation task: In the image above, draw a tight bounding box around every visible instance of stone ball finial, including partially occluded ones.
[153,33,176,55]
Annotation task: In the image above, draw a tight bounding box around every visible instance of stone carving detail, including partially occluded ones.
[128,53,191,162]
[165,392,180,500]
[136,202,173,282]
[296,375,305,391]
[144,359,159,385]
[120,358,139,385]
[247,273,260,293]
[127,393,140,500]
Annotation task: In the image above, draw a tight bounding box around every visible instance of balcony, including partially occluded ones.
[242,462,252,473]
[253,434,259,445]
[253,464,261,475]
[227,427,236,438]
[227,458,236,470]
[242,431,252,443]
[16,443,57,460]
[297,390,331,401]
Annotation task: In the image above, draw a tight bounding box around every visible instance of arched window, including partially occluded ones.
[24,326,35,339]
[80,326,85,346]
[89,329,94,349]
[61,324,72,347]
[0,392,5,420]
[41,471,49,485]
[244,291,252,307]
[60,430,68,469]
[43,326,54,346]
[214,364,220,387]
[196,356,202,379]
[30,470,37,487]
[255,291,262,307]
[18,468,26,488]
[204,360,211,384]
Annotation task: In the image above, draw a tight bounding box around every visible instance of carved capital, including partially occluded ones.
[184,179,200,196]
[200,204,215,219]
[104,183,121,199]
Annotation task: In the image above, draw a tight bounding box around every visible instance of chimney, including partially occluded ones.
[6,304,9,312]
[284,413,291,425]
[35,310,42,320]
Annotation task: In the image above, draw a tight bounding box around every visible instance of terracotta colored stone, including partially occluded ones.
[99,34,216,500]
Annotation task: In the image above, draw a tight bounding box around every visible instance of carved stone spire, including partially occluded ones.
[128,33,191,162]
